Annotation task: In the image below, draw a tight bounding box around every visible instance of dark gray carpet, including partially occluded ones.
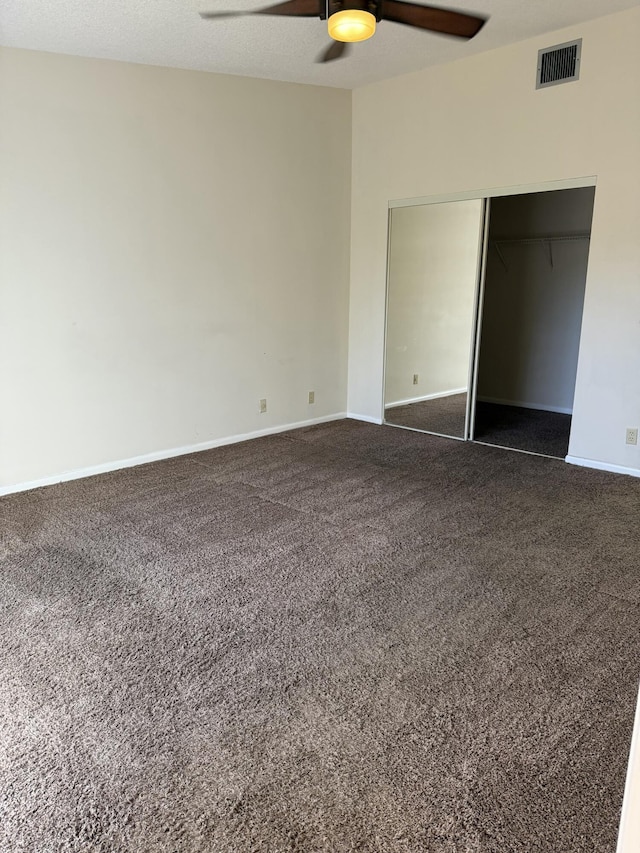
[474,402,572,459]
[1,420,639,852]
[385,393,467,437]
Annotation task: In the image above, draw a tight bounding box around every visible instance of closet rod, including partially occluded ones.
[491,233,590,272]
[491,233,591,245]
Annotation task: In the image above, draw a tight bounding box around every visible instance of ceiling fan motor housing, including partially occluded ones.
[321,0,380,22]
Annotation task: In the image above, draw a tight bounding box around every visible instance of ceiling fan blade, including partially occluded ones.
[200,10,247,18]
[381,2,486,38]
[200,0,319,20]
[316,41,350,63]
[255,0,320,14]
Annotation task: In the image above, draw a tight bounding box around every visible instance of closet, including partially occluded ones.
[383,184,596,460]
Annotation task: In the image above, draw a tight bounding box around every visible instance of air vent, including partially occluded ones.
[536,39,582,89]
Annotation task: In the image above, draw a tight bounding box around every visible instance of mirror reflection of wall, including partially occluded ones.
[384,199,484,439]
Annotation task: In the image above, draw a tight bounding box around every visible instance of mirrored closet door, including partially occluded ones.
[383,199,486,439]
[383,184,595,460]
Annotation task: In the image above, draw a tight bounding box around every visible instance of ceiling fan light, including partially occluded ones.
[328,9,376,43]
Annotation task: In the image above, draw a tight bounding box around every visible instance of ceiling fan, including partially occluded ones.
[200,1,487,63]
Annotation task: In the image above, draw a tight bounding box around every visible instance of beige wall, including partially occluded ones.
[349,7,640,477]
[0,48,351,489]
[385,199,482,407]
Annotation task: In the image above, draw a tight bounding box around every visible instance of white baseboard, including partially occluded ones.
[477,396,572,416]
[565,455,640,479]
[385,387,467,409]
[0,412,348,497]
[347,412,383,425]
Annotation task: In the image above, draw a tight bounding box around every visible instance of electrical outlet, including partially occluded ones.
[413,374,419,385]
[626,427,638,446]
[308,391,315,404]
[259,398,267,414]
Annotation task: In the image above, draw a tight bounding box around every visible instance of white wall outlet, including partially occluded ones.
[413,374,419,385]
[259,398,267,414]
[308,391,315,404]
[626,427,638,445]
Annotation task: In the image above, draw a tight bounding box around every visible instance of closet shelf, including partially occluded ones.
[490,233,591,272]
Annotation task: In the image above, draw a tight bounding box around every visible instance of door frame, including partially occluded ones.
[388,175,597,211]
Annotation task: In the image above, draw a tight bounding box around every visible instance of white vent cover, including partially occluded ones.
[536,39,582,89]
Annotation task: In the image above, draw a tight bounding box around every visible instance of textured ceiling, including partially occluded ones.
[1,0,638,89]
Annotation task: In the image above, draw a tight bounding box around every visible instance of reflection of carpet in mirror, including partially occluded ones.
[474,402,571,459]
[385,393,467,437]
